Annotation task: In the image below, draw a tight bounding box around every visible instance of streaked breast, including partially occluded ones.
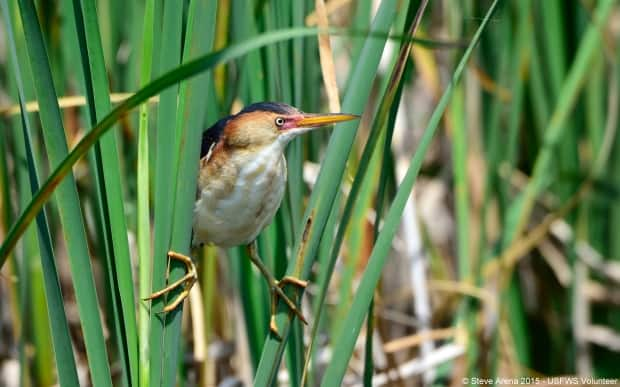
[193,141,287,247]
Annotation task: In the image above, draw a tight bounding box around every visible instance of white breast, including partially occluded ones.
[192,141,287,247]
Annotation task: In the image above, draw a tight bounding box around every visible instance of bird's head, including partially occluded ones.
[219,102,359,150]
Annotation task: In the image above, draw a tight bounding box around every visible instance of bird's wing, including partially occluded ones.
[200,116,228,161]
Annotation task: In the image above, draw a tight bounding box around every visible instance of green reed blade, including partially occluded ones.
[147,2,183,386]
[13,0,113,384]
[71,0,138,384]
[159,0,218,385]
[137,1,156,386]
[505,0,615,243]
[2,10,79,377]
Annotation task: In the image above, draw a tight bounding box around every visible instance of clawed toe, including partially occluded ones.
[145,251,197,313]
[269,277,308,336]
[269,315,282,339]
[277,275,308,289]
[245,242,309,338]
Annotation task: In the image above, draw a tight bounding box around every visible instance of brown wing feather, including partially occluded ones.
[201,116,229,160]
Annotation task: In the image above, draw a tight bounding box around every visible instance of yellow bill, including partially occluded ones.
[296,113,360,128]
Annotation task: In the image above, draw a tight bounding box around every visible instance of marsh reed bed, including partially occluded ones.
[0,0,619,385]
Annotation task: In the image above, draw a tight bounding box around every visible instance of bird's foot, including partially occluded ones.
[144,251,197,313]
[269,276,308,339]
[245,242,309,339]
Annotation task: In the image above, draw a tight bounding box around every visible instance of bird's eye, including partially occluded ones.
[275,117,285,127]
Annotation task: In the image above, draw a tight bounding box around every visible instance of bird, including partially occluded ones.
[146,102,359,337]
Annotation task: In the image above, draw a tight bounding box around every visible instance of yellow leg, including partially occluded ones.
[246,242,308,338]
[145,251,197,313]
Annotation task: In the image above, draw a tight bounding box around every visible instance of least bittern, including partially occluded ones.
[146,102,359,337]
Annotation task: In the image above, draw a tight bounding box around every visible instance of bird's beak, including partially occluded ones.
[295,112,360,128]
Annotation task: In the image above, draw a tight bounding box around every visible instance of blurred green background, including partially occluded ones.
[0,0,619,386]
